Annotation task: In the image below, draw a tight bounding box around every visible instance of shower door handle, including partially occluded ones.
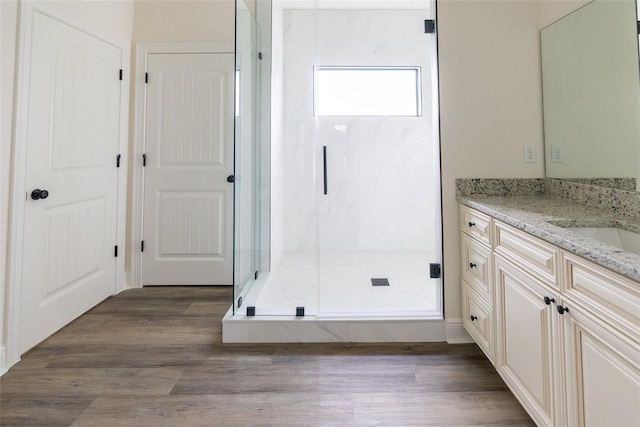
[323,146,328,195]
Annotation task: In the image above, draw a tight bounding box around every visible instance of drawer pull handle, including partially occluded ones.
[469,263,477,269]
[543,296,555,305]
[470,315,478,321]
[556,305,569,315]
[468,222,476,227]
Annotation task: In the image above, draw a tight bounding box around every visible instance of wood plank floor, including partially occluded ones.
[0,286,534,426]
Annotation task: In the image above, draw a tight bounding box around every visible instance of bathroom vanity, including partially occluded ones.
[458,195,639,427]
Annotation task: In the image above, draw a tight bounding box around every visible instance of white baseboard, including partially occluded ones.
[124,270,134,290]
[446,318,474,344]
[0,346,7,376]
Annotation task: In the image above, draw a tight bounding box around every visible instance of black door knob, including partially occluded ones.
[227,175,235,183]
[556,305,569,315]
[469,263,477,269]
[543,296,555,305]
[31,189,49,200]
[470,315,478,321]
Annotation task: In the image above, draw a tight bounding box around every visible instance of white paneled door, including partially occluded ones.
[142,53,234,285]
[20,11,122,353]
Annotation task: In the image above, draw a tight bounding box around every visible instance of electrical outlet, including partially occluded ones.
[551,144,562,163]
[524,146,536,163]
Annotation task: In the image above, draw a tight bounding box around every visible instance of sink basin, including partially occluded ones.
[567,227,640,256]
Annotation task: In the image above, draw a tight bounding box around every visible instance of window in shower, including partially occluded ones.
[315,67,422,117]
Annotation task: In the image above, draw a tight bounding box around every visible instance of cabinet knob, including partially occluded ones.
[470,315,478,321]
[468,222,476,227]
[543,296,555,305]
[469,263,477,269]
[556,305,569,315]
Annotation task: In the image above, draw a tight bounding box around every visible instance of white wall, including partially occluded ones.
[1,0,134,373]
[133,0,235,43]
[438,0,546,328]
[0,0,18,373]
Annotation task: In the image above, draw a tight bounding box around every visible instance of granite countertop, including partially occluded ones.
[458,194,640,282]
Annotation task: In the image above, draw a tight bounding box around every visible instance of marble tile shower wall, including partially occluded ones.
[283,9,438,252]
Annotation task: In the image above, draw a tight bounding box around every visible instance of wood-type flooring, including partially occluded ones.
[0,286,534,426]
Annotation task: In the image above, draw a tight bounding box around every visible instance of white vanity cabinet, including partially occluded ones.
[494,254,562,427]
[460,204,640,427]
[560,252,640,427]
[560,297,640,427]
[460,205,495,362]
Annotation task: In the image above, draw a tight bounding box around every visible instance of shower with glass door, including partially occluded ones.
[232,0,442,322]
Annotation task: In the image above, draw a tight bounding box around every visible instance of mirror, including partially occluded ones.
[541,0,640,191]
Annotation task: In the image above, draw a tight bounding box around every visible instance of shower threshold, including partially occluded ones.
[222,308,446,343]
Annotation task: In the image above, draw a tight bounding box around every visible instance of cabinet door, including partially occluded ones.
[495,255,560,427]
[562,300,640,427]
[462,281,494,363]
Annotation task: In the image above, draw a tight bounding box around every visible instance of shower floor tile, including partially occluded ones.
[253,251,439,316]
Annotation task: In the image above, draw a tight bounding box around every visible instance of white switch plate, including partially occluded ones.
[551,144,562,163]
[523,146,536,163]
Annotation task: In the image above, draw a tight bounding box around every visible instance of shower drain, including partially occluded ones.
[371,278,390,287]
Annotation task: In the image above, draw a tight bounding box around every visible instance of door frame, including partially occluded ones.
[131,43,235,288]
[6,1,130,369]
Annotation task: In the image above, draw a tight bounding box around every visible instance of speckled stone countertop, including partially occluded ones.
[458,194,640,283]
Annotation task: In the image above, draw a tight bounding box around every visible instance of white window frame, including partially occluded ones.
[314,66,422,117]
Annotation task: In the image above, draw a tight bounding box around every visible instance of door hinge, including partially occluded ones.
[258,52,263,60]
[119,69,123,81]
[142,153,147,167]
[254,271,259,280]
[116,154,121,168]
[145,72,149,84]
[429,263,441,279]
[141,240,145,252]
[114,245,119,257]
[424,19,435,34]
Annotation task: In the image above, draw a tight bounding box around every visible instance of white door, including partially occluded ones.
[20,11,122,353]
[142,53,234,286]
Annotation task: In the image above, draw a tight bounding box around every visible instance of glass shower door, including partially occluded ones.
[314,1,443,317]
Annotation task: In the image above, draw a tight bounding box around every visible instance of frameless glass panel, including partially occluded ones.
[251,3,319,317]
[316,67,421,117]
[233,0,262,314]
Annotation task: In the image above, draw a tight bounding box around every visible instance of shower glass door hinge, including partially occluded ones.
[424,19,435,34]
[254,271,259,280]
[430,263,441,278]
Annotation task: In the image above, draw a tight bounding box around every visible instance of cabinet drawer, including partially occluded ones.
[495,221,559,289]
[460,205,493,247]
[462,281,494,363]
[461,233,493,304]
[562,252,640,340]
